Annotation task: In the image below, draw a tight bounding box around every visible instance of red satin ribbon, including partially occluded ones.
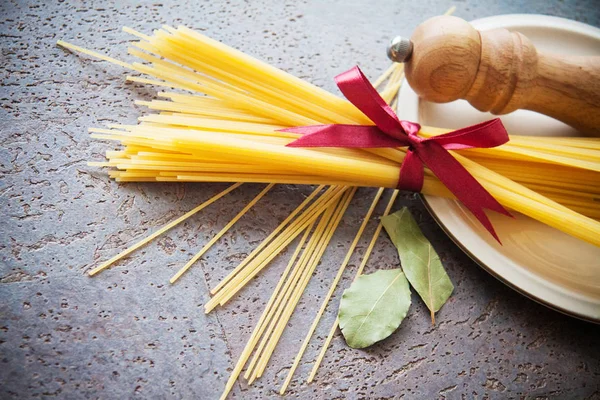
[282,66,512,242]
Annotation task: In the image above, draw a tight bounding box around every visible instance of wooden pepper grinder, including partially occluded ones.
[387,16,600,136]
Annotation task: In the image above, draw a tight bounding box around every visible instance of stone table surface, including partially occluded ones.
[1,0,599,399]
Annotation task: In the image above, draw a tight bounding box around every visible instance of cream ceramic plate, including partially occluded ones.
[396,14,600,322]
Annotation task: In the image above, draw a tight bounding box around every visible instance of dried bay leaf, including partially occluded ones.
[382,207,454,324]
[338,269,411,349]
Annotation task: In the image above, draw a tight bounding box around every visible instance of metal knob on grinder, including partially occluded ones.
[387,15,600,136]
[387,36,413,63]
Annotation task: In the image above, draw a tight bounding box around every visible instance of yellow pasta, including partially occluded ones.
[60,10,600,398]
[170,183,274,283]
[218,220,315,400]
[308,189,400,383]
[205,186,345,311]
[88,182,242,276]
[280,187,385,393]
[243,199,341,381]
[210,186,350,310]
[248,188,356,383]
[209,185,325,295]
[62,29,599,241]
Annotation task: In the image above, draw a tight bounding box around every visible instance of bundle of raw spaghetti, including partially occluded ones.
[58,25,600,247]
[57,13,600,399]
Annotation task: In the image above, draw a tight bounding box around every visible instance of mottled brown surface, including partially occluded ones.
[1,0,599,398]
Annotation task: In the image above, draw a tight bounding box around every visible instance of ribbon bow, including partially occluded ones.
[282,66,512,242]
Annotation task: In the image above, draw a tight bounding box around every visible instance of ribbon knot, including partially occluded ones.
[404,124,424,149]
[281,66,512,242]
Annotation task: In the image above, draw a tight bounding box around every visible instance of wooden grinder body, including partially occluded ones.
[404,16,600,136]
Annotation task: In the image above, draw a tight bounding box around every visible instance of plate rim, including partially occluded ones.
[419,195,600,324]
[399,14,600,324]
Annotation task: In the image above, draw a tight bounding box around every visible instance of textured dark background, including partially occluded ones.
[1,0,599,398]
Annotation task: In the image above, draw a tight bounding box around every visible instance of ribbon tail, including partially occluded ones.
[417,142,512,243]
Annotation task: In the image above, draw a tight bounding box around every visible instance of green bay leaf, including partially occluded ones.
[338,268,411,349]
[381,207,454,323]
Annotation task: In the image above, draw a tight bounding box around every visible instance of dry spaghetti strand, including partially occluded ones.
[170,183,274,283]
[280,187,385,393]
[88,182,242,276]
[308,189,399,383]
